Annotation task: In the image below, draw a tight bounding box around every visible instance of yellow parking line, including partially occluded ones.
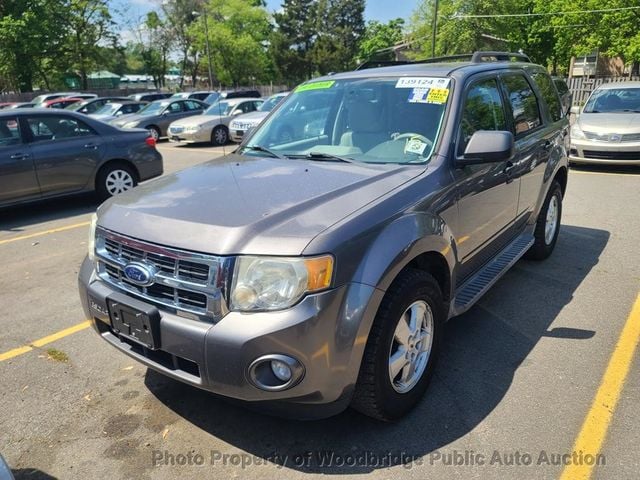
[0,221,90,246]
[571,170,640,177]
[0,321,91,362]
[560,293,640,480]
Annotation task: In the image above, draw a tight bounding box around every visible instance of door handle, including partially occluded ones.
[84,143,98,149]
[503,161,515,175]
[10,153,29,160]
[542,140,552,151]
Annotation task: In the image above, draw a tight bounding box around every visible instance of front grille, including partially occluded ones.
[621,133,640,142]
[584,132,640,143]
[96,229,229,320]
[583,150,640,161]
[169,126,184,134]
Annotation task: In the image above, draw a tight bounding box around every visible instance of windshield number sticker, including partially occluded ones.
[404,137,428,156]
[396,77,450,89]
[295,80,335,93]
[426,88,450,104]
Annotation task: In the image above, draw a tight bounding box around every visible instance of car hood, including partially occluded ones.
[171,114,224,127]
[230,111,269,124]
[578,113,640,133]
[98,154,423,256]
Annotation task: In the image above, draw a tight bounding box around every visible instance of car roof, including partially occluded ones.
[597,81,640,90]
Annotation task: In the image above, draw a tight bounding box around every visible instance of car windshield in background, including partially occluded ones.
[204,93,220,104]
[138,101,169,116]
[583,87,640,113]
[66,101,86,111]
[244,77,450,164]
[94,103,119,116]
[260,95,286,112]
[204,101,232,116]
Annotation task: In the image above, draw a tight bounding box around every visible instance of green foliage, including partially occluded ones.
[357,19,406,63]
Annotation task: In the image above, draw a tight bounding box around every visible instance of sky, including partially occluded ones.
[263,0,417,22]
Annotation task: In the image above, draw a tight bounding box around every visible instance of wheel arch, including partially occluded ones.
[94,158,140,191]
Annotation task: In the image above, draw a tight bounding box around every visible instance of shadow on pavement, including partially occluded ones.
[145,224,609,474]
[0,193,99,234]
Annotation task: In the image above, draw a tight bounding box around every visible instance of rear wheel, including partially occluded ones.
[351,269,444,421]
[147,126,160,142]
[96,163,137,201]
[211,126,228,146]
[525,180,563,260]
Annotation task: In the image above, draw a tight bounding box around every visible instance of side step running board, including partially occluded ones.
[452,233,534,317]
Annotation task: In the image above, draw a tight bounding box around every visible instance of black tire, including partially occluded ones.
[525,180,563,261]
[211,125,228,146]
[95,162,138,201]
[351,269,445,421]
[147,126,161,142]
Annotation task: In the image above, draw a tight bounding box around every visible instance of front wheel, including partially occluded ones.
[525,180,563,260]
[351,269,444,421]
[211,126,228,146]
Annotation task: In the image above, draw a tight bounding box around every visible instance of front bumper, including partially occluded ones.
[570,138,640,165]
[229,126,251,143]
[167,128,211,144]
[78,257,381,418]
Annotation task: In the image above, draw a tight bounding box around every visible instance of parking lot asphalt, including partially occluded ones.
[0,145,638,480]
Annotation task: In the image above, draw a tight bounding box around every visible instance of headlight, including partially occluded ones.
[230,255,334,312]
[87,213,98,261]
[123,121,139,128]
[571,124,586,140]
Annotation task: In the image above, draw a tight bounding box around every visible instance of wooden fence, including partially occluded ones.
[566,76,640,105]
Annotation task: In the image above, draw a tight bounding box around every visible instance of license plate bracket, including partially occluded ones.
[107,294,161,349]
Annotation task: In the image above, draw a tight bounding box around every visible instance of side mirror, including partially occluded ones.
[232,110,243,116]
[570,105,580,116]
[115,111,123,116]
[458,131,514,165]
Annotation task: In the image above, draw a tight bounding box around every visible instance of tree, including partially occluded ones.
[163,0,200,88]
[272,0,317,83]
[357,18,405,63]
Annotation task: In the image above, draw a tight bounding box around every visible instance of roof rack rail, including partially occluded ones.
[356,51,531,70]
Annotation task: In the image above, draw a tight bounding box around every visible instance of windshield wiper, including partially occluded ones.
[303,152,359,164]
[241,145,288,160]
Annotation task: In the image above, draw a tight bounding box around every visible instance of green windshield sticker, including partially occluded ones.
[295,80,335,92]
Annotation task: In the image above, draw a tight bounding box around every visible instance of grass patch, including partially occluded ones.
[46,348,69,363]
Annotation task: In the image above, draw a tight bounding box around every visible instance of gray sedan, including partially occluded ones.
[0,109,163,207]
[111,99,207,141]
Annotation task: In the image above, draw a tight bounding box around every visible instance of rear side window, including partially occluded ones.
[531,72,562,122]
[502,74,542,136]
[458,78,507,155]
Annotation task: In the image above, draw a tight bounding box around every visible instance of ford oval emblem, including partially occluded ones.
[123,262,156,287]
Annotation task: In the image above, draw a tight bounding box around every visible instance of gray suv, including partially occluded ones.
[79,52,569,420]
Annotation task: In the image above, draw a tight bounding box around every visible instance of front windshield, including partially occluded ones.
[584,87,640,113]
[204,101,232,116]
[244,77,450,164]
[94,103,120,116]
[204,93,220,104]
[138,101,169,116]
[260,95,286,112]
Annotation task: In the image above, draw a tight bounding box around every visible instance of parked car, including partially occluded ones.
[229,92,290,142]
[31,92,96,105]
[0,103,14,110]
[203,89,261,105]
[0,454,13,480]
[66,96,132,115]
[128,92,172,103]
[0,109,163,207]
[79,51,568,420]
[570,81,640,165]
[90,101,148,122]
[170,91,217,102]
[168,98,264,145]
[42,97,83,109]
[6,102,36,109]
[111,99,208,141]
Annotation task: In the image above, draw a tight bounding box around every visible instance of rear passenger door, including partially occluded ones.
[24,114,104,195]
[0,115,39,205]
[454,76,520,273]
[499,72,556,217]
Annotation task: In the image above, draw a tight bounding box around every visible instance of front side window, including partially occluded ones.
[244,77,451,164]
[26,116,95,142]
[0,117,21,147]
[502,74,542,136]
[205,101,233,116]
[458,78,506,154]
[532,72,562,122]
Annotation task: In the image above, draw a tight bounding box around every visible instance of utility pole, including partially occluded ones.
[431,0,439,57]
[193,9,214,88]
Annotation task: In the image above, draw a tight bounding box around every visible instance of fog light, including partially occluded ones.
[270,360,292,382]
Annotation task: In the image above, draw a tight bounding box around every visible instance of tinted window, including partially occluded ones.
[532,72,562,122]
[502,74,542,136]
[458,78,506,154]
[26,116,96,142]
[184,100,203,111]
[0,117,21,147]
[167,102,183,113]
